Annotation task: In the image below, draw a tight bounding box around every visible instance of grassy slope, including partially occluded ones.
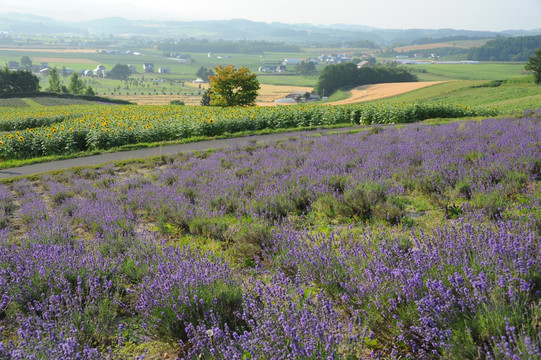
[377,79,541,113]
[332,62,534,109]
[412,63,528,81]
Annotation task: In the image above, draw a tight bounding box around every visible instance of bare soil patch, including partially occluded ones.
[329,82,447,105]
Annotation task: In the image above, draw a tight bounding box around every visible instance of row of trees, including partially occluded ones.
[195,66,214,81]
[468,35,541,61]
[526,48,541,84]
[314,63,418,96]
[0,67,40,93]
[47,68,95,95]
[295,61,317,76]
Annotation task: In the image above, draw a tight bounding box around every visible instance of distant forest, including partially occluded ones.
[409,36,488,46]
[157,39,301,54]
[468,35,541,61]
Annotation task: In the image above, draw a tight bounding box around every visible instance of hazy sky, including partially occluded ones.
[1,0,540,31]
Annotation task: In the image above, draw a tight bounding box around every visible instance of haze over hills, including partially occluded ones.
[0,13,540,45]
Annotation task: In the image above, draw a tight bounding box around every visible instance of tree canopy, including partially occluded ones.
[314,63,417,96]
[208,65,260,107]
[0,66,40,93]
[68,73,86,95]
[468,35,541,61]
[200,88,213,106]
[295,60,317,76]
[47,68,63,93]
[20,56,33,70]
[525,48,541,84]
[109,64,132,81]
[195,66,214,81]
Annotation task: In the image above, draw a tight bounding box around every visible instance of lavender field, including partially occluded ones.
[1,110,540,359]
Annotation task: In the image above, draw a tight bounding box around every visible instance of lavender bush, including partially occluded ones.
[0,111,539,358]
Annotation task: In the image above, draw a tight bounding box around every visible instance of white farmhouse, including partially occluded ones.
[283,58,301,66]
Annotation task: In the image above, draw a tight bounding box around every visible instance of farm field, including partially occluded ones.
[0,43,534,108]
[377,79,541,113]
[0,110,540,358]
[327,81,448,105]
[112,83,315,105]
[394,38,491,52]
[0,102,499,164]
[410,62,528,81]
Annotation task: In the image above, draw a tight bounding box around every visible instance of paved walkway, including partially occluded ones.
[0,127,360,179]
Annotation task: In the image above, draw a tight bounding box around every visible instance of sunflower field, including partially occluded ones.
[0,103,499,160]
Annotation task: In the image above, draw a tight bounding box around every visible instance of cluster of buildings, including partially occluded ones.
[274,91,322,104]
[258,64,287,73]
[313,54,352,64]
[5,60,173,78]
[5,60,67,76]
[165,52,192,63]
[258,54,375,73]
[95,49,144,56]
[78,63,171,77]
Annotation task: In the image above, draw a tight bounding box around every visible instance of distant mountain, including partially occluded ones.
[1,13,540,45]
[0,13,84,34]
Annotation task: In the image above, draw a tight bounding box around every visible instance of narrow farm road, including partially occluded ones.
[0,126,361,179]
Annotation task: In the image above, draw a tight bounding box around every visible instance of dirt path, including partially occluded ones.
[0,126,362,179]
[329,81,447,105]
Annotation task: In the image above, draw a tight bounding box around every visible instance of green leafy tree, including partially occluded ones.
[295,60,317,76]
[85,86,95,96]
[68,73,85,94]
[208,65,260,107]
[20,55,33,69]
[195,66,214,81]
[0,66,40,93]
[314,62,358,96]
[0,67,10,92]
[200,88,213,106]
[109,64,131,81]
[47,68,62,93]
[525,48,541,84]
[10,70,40,92]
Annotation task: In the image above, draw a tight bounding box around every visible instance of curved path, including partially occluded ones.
[0,127,361,179]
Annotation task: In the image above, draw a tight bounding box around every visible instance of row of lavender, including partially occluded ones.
[0,112,540,358]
